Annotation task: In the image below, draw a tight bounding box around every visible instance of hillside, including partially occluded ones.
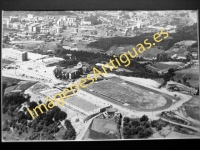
[88,23,198,51]
[106,45,164,58]
[165,48,189,57]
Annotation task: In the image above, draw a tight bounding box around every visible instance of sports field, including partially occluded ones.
[65,95,100,112]
[84,77,176,111]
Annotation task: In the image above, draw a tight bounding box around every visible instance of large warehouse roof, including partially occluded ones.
[2,48,27,54]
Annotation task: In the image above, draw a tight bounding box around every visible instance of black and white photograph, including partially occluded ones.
[1,9,200,141]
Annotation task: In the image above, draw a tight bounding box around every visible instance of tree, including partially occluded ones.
[3,36,10,44]
[65,120,72,129]
[54,112,60,122]
[123,117,130,125]
[59,111,67,121]
[45,134,55,140]
[3,120,10,131]
[62,126,76,140]
[178,80,182,83]
[140,115,149,122]
[151,120,157,127]
[138,130,145,138]
[26,111,33,120]
[163,68,176,86]
[43,113,53,123]
[20,119,28,126]
[17,111,26,122]
[185,82,191,87]
[27,122,32,127]
[123,126,132,137]
[145,122,150,128]
[28,101,38,110]
[23,107,27,112]
[130,120,140,127]
[50,106,61,116]
[182,74,188,84]
[156,124,162,131]
[143,128,153,137]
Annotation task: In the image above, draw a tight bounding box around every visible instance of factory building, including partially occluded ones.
[2,48,28,61]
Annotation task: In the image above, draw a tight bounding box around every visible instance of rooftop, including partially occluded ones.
[2,48,27,54]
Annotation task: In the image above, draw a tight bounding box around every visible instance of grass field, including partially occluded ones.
[139,47,164,57]
[174,68,199,87]
[15,81,37,91]
[2,76,22,86]
[84,77,173,111]
[29,83,51,94]
[2,76,37,96]
[183,96,200,121]
[66,95,100,112]
[4,85,19,94]
[153,62,184,70]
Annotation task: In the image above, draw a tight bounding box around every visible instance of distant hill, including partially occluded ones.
[164,40,197,57]
[138,47,164,58]
[88,23,198,51]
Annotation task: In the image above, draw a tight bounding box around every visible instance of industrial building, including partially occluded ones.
[2,48,28,61]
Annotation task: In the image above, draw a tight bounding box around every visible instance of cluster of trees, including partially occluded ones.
[84,15,102,25]
[123,115,153,139]
[62,120,76,140]
[3,92,30,115]
[159,68,176,87]
[156,53,170,62]
[191,42,198,48]
[114,60,162,79]
[54,48,111,65]
[157,23,197,50]
[88,23,197,51]
[177,75,192,87]
[56,60,78,68]
[87,33,155,50]
[2,92,76,140]
[52,47,162,80]
[160,111,188,125]
[174,125,195,135]
[3,36,10,44]
[151,119,168,131]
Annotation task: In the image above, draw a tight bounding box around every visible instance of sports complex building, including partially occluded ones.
[40,77,179,122]
[2,48,28,61]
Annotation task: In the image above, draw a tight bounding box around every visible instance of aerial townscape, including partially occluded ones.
[2,10,200,141]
